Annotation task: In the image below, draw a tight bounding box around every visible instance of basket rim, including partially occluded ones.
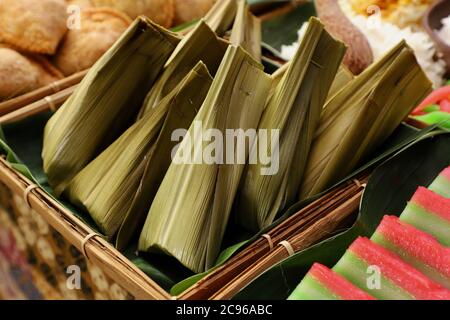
[0,156,171,300]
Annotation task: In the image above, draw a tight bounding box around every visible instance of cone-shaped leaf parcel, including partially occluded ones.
[116,63,213,249]
[328,65,354,100]
[235,18,346,232]
[42,17,180,195]
[139,45,272,273]
[65,63,213,239]
[299,41,433,200]
[139,21,227,117]
[230,0,261,62]
[203,0,238,37]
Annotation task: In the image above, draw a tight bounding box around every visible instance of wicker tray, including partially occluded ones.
[0,156,169,300]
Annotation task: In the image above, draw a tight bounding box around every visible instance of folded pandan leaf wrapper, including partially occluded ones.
[179,173,369,300]
[268,63,352,104]
[230,0,262,62]
[236,18,346,232]
[65,62,213,239]
[116,62,213,249]
[299,41,433,200]
[202,0,238,36]
[327,65,354,100]
[139,21,227,117]
[42,17,180,195]
[261,62,288,106]
[272,62,353,99]
[139,45,272,273]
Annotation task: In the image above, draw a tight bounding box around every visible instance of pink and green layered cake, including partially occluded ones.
[288,263,375,300]
[371,216,450,289]
[332,237,450,300]
[400,187,450,247]
[429,167,450,198]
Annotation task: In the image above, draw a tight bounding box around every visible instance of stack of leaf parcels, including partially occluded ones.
[64,63,213,240]
[139,21,227,116]
[42,17,180,195]
[299,41,433,200]
[139,45,272,273]
[235,18,346,232]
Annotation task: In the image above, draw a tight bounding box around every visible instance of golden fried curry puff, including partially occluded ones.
[55,8,131,76]
[0,0,68,54]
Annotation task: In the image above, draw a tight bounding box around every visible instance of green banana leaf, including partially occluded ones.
[233,129,450,300]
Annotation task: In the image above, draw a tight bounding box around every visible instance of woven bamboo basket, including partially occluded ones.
[0,73,121,300]
[0,154,170,300]
[0,72,171,299]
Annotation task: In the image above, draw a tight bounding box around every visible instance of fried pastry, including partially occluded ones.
[54,8,131,76]
[91,0,174,27]
[27,55,64,87]
[0,45,64,100]
[66,0,93,9]
[0,47,40,100]
[0,0,68,54]
[173,0,215,25]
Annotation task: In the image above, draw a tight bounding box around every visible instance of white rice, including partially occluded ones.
[350,15,446,87]
[437,15,450,46]
[280,12,446,87]
[280,23,308,61]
